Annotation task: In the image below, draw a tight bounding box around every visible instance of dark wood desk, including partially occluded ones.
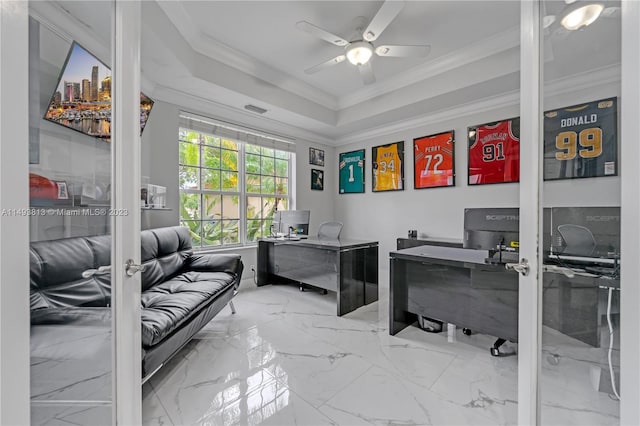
[389,245,519,347]
[542,271,619,347]
[258,238,379,316]
[390,244,619,350]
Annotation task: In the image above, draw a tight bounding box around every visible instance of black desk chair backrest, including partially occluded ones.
[557,224,597,256]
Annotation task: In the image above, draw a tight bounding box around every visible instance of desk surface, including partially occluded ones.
[391,245,492,265]
[261,237,378,250]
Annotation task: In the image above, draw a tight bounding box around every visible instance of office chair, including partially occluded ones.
[317,221,343,240]
[557,224,597,256]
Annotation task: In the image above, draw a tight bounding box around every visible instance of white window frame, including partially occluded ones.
[178,127,293,249]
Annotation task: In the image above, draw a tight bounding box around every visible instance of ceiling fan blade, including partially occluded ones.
[304,55,346,75]
[363,0,405,42]
[296,21,349,47]
[375,45,431,58]
[358,62,376,85]
[601,6,621,18]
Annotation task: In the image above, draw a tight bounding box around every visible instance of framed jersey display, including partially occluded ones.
[544,97,617,181]
[413,131,455,189]
[339,149,365,194]
[372,141,404,192]
[467,117,520,185]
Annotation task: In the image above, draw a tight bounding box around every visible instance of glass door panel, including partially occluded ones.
[29,2,114,424]
[540,1,621,423]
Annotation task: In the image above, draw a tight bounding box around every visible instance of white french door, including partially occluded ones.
[518,1,640,425]
[0,0,143,424]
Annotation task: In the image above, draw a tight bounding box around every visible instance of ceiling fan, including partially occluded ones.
[296,0,430,85]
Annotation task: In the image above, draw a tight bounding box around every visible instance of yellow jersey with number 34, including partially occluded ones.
[373,143,402,191]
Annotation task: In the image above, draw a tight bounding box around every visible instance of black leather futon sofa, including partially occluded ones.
[30,226,243,380]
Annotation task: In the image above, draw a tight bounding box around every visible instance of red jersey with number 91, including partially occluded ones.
[468,119,520,184]
[414,132,454,188]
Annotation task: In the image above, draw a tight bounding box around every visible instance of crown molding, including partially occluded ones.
[336,91,520,145]
[156,1,339,111]
[153,84,335,146]
[338,26,521,109]
[29,1,110,63]
[335,63,621,145]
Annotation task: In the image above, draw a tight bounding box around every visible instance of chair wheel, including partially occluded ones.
[490,347,500,357]
[299,286,305,292]
[462,328,472,336]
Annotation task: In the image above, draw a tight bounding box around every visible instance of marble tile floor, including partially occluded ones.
[143,279,620,426]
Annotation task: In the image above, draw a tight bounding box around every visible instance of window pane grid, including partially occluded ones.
[179,128,291,248]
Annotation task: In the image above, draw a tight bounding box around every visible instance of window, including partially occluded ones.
[179,127,292,248]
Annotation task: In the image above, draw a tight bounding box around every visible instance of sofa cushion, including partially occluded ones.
[187,253,244,276]
[30,235,111,310]
[140,271,236,347]
[141,226,193,291]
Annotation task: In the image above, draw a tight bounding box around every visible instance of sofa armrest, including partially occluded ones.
[186,253,243,276]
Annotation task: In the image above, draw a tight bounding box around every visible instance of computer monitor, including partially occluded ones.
[273,210,310,236]
[463,208,520,250]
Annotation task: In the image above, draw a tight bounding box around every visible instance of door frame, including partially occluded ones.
[111,0,143,423]
[518,1,543,423]
[0,1,30,424]
[620,1,640,424]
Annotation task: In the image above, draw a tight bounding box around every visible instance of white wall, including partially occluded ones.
[335,81,621,270]
[293,139,335,236]
[141,101,180,229]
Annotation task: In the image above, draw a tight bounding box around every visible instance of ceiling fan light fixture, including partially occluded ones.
[346,41,373,65]
[561,2,604,31]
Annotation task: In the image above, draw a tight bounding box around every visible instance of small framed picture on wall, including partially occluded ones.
[311,169,324,190]
[339,149,365,194]
[55,181,69,199]
[309,147,325,166]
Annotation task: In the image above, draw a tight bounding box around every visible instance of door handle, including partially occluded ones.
[505,258,530,276]
[125,259,146,277]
